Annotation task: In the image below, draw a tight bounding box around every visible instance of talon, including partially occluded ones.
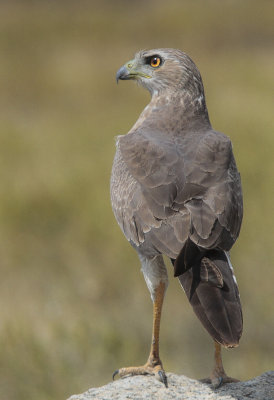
[112,370,119,381]
[158,370,168,387]
[212,376,223,389]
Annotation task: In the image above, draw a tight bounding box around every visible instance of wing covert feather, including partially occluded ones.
[113,129,242,255]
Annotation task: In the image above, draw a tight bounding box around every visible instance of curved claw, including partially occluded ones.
[212,376,223,389]
[112,369,119,381]
[158,370,168,388]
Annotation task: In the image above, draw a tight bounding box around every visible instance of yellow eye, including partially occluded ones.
[150,56,161,68]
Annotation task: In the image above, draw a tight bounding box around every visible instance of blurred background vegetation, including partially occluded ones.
[0,0,273,399]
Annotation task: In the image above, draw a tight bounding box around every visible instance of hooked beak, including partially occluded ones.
[116,60,151,83]
[116,65,132,83]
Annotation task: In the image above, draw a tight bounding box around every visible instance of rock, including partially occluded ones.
[68,371,274,400]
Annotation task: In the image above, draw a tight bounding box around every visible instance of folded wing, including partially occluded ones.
[114,128,243,258]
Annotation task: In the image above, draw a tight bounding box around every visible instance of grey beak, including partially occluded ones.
[116,65,130,83]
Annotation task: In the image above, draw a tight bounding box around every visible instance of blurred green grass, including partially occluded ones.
[0,1,273,399]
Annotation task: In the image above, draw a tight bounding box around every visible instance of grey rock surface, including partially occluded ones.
[68,371,274,400]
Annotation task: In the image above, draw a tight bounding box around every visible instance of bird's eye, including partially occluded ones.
[150,56,162,68]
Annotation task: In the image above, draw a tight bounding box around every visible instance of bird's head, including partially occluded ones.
[116,48,205,98]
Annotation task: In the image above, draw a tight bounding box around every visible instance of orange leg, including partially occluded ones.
[113,281,167,387]
[202,342,240,388]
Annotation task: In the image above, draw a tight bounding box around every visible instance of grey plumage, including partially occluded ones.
[111,48,243,347]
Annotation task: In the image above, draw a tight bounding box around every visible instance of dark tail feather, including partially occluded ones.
[172,242,243,347]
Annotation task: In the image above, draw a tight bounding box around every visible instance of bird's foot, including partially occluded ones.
[200,373,240,389]
[113,359,168,387]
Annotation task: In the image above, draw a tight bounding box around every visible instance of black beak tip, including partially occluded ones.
[116,72,120,84]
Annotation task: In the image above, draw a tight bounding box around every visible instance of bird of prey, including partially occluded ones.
[111,48,243,388]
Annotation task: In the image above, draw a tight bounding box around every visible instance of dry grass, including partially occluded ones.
[0,1,273,399]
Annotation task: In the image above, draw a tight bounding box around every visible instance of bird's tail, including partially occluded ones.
[172,239,243,347]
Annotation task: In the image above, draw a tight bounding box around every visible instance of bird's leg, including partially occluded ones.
[113,281,167,386]
[201,342,240,388]
[113,254,168,386]
[146,280,167,385]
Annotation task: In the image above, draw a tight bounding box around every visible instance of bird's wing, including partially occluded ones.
[117,129,242,256]
[178,130,243,248]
